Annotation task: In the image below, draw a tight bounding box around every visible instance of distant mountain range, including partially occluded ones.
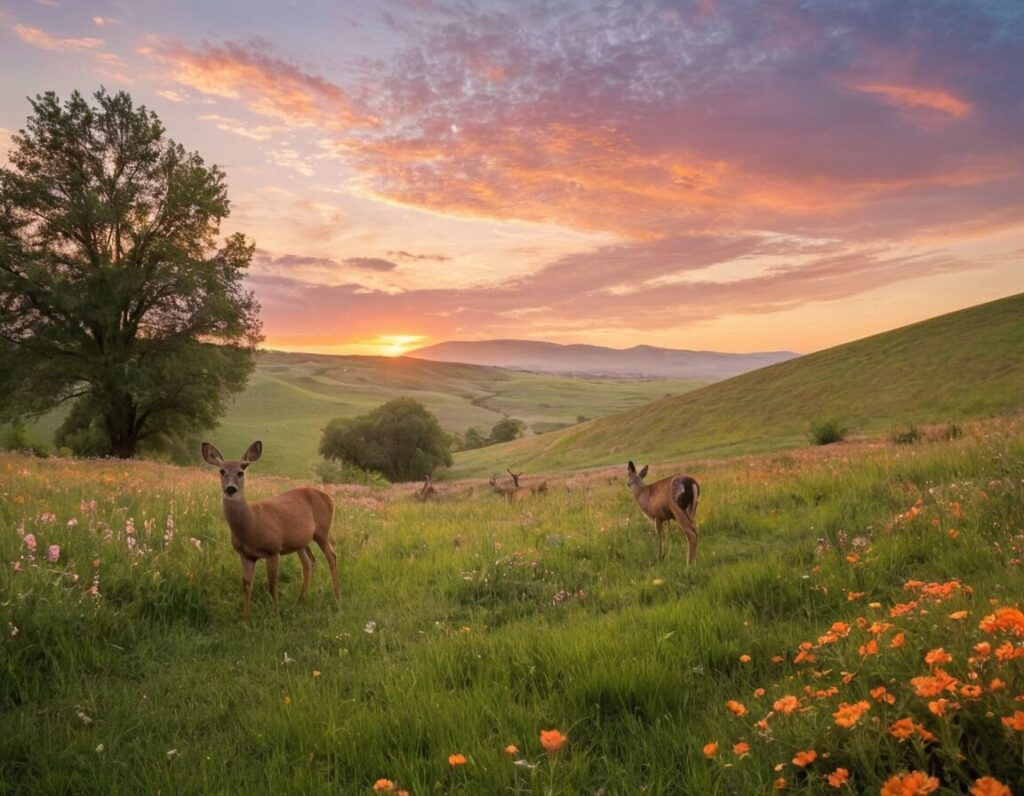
[405,339,798,379]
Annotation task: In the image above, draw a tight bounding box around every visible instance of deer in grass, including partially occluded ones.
[415,474,438,502]
[626,460,701,565]
[489,470,523,502]
[201,441,340,620]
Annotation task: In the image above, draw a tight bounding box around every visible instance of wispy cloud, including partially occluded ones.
[14,23,102,52]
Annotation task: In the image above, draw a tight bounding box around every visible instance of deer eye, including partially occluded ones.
[219,469,225,475]
[237,471,244,478]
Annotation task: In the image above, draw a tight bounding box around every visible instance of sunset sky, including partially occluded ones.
[1,0,1021,356]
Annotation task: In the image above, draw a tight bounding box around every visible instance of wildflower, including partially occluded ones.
[364,621,377,634]
[960,685,983,699]
[949,610,968,621]
[67,518,79,527]
[312,670,321,678]
[373,780,395,793]
[771,655,784,664]
[890,718,916,740]
[167,749,178,759]
[871,686,896,704]
[703,742,718,759]
[726,700,747,717]
[448,753,467,767]
[881,771,939,795]
[827,768,850,788]
[927,699,951,716]
[911,668,958,697]
[1001,711,1024,731]
[283,696,291,706]
[739,654,751,663]
[841,671,855,684]
[47,544,60,564]
[833,701,870,728]
[22,534,36,553]
[792,749,817,767]
[970,777,1011,796]
[733,741,751,757]
[773,695,799,714]
[948,528,959,539]
[773,776,787,790]
[859,639,878,657]
[504,745,519,756]
[39,512,56,523]
[979,607,1024,636]
[973,642,992,658]
[924,648,952,666]
[8,623,18,638]
[540,729,567,753]
[753,688,766,698]
[989,678,1006,693]
[847,591,865,601]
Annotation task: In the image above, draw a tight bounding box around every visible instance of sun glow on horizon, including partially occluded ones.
[267,335,428,358]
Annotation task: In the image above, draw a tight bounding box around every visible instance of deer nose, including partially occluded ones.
[224,485,238,496]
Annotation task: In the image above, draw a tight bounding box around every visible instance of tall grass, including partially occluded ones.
[2,420,1023,793]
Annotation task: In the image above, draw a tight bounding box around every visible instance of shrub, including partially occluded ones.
[809,419,847,445]
[890,423,923,445]
[314,458,389,487]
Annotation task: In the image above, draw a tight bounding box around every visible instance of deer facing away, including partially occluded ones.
[201,440,340,619]
[626,460,701,564]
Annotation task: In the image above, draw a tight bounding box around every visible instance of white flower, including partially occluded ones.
[282,652,294,665]
[167,748,178,759]
[95,744,104,753]
[363,620,377,634]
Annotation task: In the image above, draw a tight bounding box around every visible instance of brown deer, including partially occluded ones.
[415,474,438,501]
[489,471,523,502]
[201,441,340,619]
[626,460,701,564]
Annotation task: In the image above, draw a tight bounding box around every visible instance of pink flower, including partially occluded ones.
[47,544,60,564]
[39,512,56,523]
[67,518,79,527]
[22,533,37,553]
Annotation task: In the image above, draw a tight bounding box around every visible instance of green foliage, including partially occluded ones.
[313,457,389,487]
[459,426,490,451]
[0,88,260,459]
[890,422,923,445]
[319,397,453,482]
[0,421,46,456]
[808,418,847,445]
[490,417,527,443]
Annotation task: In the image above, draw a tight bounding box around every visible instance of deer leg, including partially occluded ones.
[670,504,698,566]
[655,519,666,560]
[266,553,281,618]
[314,534,340,601]
[240,556,256,621]
[296,547,313,602]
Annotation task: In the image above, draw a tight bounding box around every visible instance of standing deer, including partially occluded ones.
[201,440,340,619]
[626,460,701,564]
[489,471,522,502]
[415,474,438,501]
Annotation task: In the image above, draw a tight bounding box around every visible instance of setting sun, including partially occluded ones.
[377,335,426,357]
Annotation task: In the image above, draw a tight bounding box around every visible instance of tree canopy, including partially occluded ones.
[0,89,261,458]
[319,398,452,482]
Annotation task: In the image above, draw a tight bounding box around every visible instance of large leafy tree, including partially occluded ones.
[0,89,261,458]
[320,398,453,482]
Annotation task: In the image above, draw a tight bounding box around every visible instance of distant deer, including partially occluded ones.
[489,471,523,502]
[415,474,438,501]
[626,460,701,564]
[201,441,340,619]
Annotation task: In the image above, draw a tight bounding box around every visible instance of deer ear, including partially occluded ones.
[639,465,649,479]
[243,440,263,463]
[201,442,224,466]
[627,461,636,474]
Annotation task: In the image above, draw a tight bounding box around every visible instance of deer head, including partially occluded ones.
[201,440,262,499]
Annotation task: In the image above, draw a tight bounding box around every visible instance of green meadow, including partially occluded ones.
[455,292,1024,477]
[2,417,1024,794]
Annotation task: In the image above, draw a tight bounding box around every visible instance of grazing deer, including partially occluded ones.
[626,460,701,564]
[201,441,340,619]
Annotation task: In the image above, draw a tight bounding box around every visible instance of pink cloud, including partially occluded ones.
[14,23,103,52]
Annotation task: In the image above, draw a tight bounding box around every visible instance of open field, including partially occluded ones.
[455,292,1024,478]
[26,351,703,479]
[3,418,1024,793]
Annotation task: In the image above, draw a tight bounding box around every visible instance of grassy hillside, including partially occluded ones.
[21,352,701,479]
[208,353,702,478]
[2,421,1023,793]
[454,292,1024,477]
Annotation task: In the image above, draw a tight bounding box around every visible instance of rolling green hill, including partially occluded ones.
[453,292,1024,476]
[193,352,703,477]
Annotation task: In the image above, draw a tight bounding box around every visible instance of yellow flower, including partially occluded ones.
[312,670,321,678]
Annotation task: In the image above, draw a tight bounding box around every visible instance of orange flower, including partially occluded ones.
[949,610,968,621]
[847,591,865,601]
[890,717,916,740]
[373,780,395,793]
[859,639,879,657]
[733,741,751,757]
[841,671,855,684]
[960,685,983,699]
[792,749,817,767]
[753,688,766,698]
[927,699,951,716]
[739,654,751,663]
[774,777,787,790]
[504,745,519,756]
[826,768,850,788]
[773,695,799,714]
[979,607,1024,636]
[703,742,719,759]
[911,668,958,697]
[971,776,1011,796]
[448,754,467,767]
[833,700,871,729]
[871,686,896,704]
[831,621,851,637]
[924,648,952,666]
[974,641,992,658]
[881,771,939,796]
[1001,711,1024,731]
[771,655,784,664]
[540,729,567,753]
[726,700,747,717]
[989,678,1006,693]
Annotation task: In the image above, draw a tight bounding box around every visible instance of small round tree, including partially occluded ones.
[0,89,261,458]
[319,397,453,482]
[490,417,526,443]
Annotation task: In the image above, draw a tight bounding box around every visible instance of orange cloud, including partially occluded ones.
[846,81,973,118]
[145,39,372,130]
[14,23,103,53]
